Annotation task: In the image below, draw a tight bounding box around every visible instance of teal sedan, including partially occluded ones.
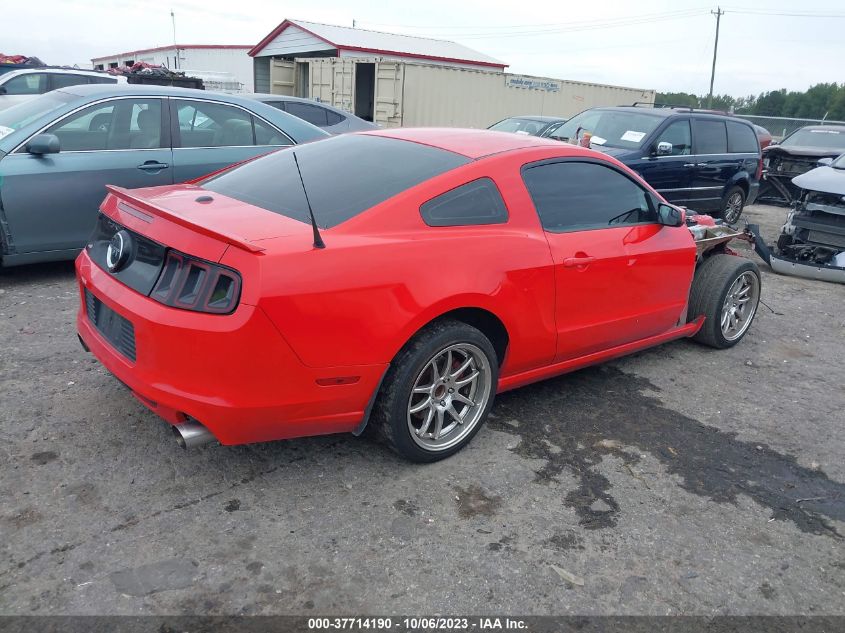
[0,84,329,266]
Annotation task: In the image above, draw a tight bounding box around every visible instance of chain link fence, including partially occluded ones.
[737,115,845,141]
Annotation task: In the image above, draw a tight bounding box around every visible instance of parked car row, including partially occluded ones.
[0,84,328,266]
[490,106,763,224]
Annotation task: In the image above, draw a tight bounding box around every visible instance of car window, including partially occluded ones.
[253,116,292,146]
[780,128,845,150]
[202,134,470,229]
[420,178,508,227]
[694,119,728,154]
[2,73,47,95]
[0,92,75,139]
[552,110,664,149]
[175,99,282,148]
[522,161,657,232]
[45,99,163,151]
[87,75,118,85]
[325,109,344,125]
[284,102,329,127]
[726,121,758,153]
[541,122,567,139]
[488,118,547,136]
[655,119,692,155]
[49,73,89,90]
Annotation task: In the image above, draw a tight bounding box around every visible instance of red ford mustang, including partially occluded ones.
[76,128,761,462]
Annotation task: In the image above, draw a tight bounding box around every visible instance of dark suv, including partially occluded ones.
[550,106,762,223]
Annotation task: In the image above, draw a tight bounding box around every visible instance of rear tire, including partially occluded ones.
[688,254,761,349]
[371,319,498,463]
[720,185,746,224]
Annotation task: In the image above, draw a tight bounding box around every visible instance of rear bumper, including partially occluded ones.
[746,180,760,206]
[75,251,387,445]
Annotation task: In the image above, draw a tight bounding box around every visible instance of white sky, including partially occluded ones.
[4,0,843,97]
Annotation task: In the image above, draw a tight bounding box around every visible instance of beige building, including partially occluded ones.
[249,19,655,128]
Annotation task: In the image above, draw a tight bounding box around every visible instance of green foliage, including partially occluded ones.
[657,83,845,120]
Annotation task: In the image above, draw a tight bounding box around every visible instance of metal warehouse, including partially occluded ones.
[249,19,655,128]
[92,44,255,92]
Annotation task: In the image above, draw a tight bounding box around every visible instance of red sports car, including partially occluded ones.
[76,129,761,462]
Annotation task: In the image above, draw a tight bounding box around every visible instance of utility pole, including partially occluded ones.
[171,9,178,69]
[707,7,724,109]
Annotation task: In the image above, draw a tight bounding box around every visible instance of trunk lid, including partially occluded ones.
[105,183,311,257]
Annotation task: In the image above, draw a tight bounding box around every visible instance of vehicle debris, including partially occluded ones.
[760,126,845,204]
[750,154,845,284]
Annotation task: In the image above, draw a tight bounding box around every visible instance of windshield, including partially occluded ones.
[488,118,548,136]
[202,134,470,228]
[781,128,845,150]
[832,154,845,169]
[550,109,664,149]
[0,91,75,140]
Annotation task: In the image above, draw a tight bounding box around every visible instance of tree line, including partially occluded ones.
[656,83,845,121]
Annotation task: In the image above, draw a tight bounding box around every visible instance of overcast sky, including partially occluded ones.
[5,0,842,97]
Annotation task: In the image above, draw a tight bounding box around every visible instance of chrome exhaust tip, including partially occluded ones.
[172,420,216,449]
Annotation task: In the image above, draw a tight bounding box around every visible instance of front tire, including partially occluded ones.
[688,254,761,349]
[372,319,499,462]
[720,185,746,224]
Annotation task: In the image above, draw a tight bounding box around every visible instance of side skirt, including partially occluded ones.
[497,317,705,393]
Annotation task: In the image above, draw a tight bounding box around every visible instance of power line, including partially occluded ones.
[723,7,845,18]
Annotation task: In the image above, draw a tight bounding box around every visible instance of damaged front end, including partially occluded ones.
[749,164,845,284]
[686,213,755,259]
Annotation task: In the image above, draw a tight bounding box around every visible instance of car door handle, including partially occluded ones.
[683,163,696,167]
[137,161,169,171]
[563,256,596,267]
[696,162,708,167]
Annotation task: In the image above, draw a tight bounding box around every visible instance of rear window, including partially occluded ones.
[726,121,758,153]
[781,128,845,150]
[202,134,470,228]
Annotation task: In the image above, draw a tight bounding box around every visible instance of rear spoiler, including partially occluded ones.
[105,185,266,254]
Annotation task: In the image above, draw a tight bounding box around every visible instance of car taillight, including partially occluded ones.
[150,250,241,314]
[756,158,763,180]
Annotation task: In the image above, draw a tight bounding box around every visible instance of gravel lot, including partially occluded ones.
[1,203,843,615]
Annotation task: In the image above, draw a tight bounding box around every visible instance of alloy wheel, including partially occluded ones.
[406,343,492,452]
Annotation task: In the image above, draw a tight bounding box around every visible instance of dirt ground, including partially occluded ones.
[0,203,843,615]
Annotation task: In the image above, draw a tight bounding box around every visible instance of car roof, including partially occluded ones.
[796,125,845,132]
[1,67,116,79]
[364,127,564,159]
[503,115,566,123]
[54,83,255,101]
[242,92,348,111]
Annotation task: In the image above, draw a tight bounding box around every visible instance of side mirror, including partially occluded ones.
[0,86,6,95]
[817,157,833,167]
[657,202,684,227]
[26,133,60,155]
[655,141,673,156]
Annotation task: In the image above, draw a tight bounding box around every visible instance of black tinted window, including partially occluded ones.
[87,75,118,85]
[203,135,470,228]
[325,109,344,125]
[726,121,758,153]
[655,119,692,155]
[522,161,656,232]
[3,73,47,95]
[421,178,508,227]
[285,102,328,126]
[694,119,728,154]
[49,73,89,90]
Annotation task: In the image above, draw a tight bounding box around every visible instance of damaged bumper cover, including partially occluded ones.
[748,224,845,284]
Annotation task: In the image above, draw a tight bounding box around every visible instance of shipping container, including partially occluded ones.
[272,57,655,128]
